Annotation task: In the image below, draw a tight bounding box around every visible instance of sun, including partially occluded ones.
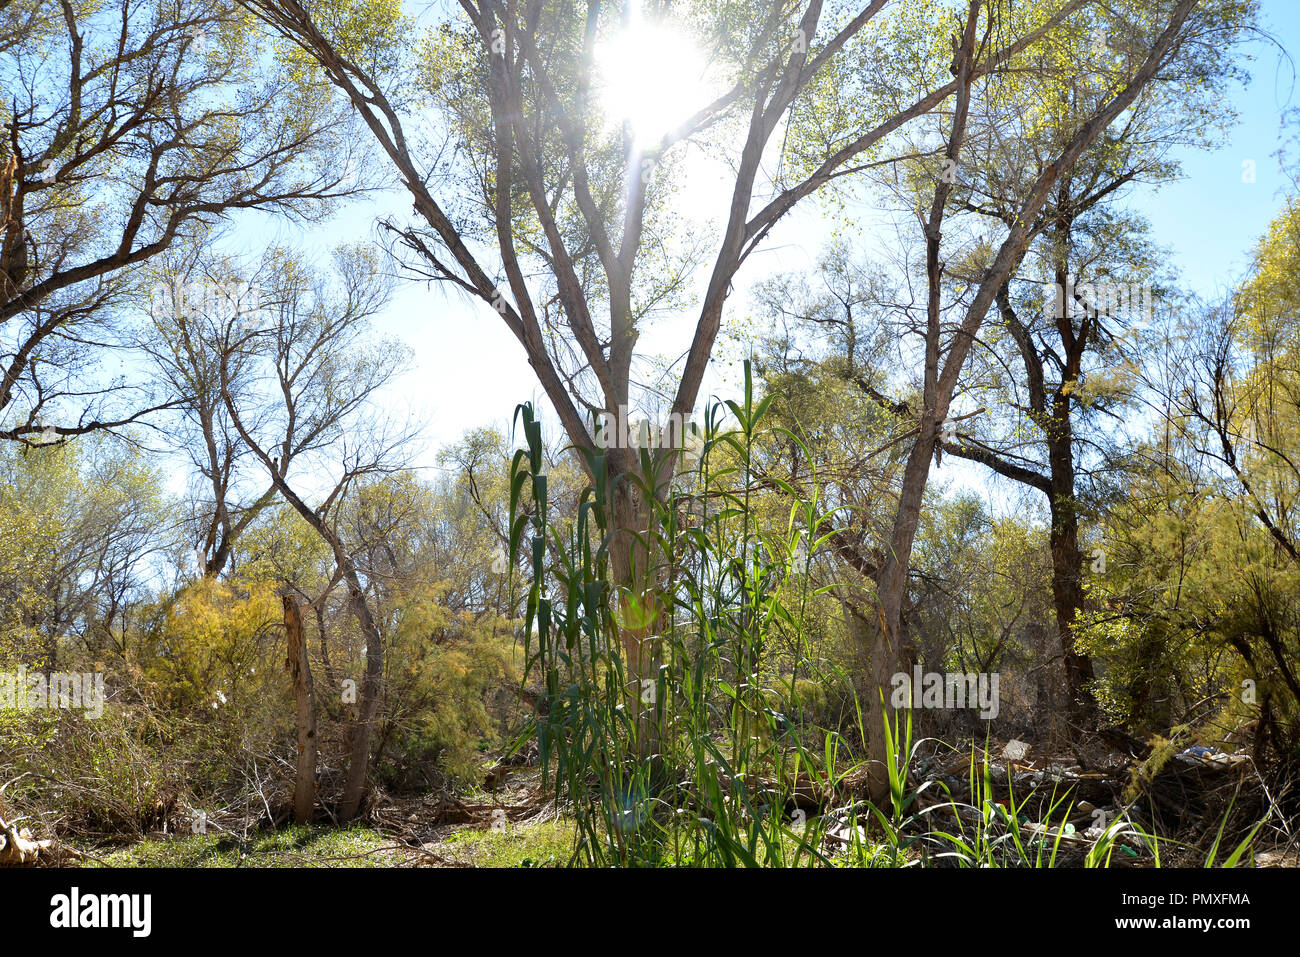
[594,21,709,146]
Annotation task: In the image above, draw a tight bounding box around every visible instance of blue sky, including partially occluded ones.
[261,0,1300,475]
[1135,0,1299,291]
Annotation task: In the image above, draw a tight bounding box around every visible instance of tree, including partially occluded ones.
[213,243,411,819]
[1,0,360,445]
[1178,201,1300,569]
[748,0,1201,790]
[742,0,1205,792]
[0,435,171,668]
[340,471,518,787]
[926,0,1252,730]
[141,243,279,578]
[239,0,1114,749]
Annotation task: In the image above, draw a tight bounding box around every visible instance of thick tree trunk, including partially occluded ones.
[1045,416,1096,733]
[608,473,664,770]
[283,592,317,824]
[1044,237,1098,734]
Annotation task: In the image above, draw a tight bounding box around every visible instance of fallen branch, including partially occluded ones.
[0,813,82,866]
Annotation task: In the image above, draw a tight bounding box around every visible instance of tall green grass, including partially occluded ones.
[508,363,858,866]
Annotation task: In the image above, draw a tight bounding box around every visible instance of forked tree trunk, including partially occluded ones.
[218,315,387,825]
[860,1,1195,803]
[283,592,318,824]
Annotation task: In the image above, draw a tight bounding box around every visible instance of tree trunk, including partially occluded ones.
[283,592,317,825]
[315,599,338,687]
[864,428,938,801]
[339,570,384,821]
[1045,414,1096,733]
[608,472,664,771]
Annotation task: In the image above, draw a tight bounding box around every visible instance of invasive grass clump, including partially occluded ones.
[510,364,861,866]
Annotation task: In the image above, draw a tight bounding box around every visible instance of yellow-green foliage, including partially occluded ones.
[0,446,67,659]
[0,437,166,667]
[790,676,856,730]
[141,577,282,717]
[1123,726,1191,803]
[331,470,525,787]
[383,585,518,785]
[1078,459,1300,738]
[1240,196,1300,348]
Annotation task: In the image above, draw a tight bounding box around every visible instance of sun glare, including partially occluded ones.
[595,22,709,145]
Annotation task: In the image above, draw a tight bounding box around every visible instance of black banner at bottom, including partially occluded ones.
[0,864,1286,946]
